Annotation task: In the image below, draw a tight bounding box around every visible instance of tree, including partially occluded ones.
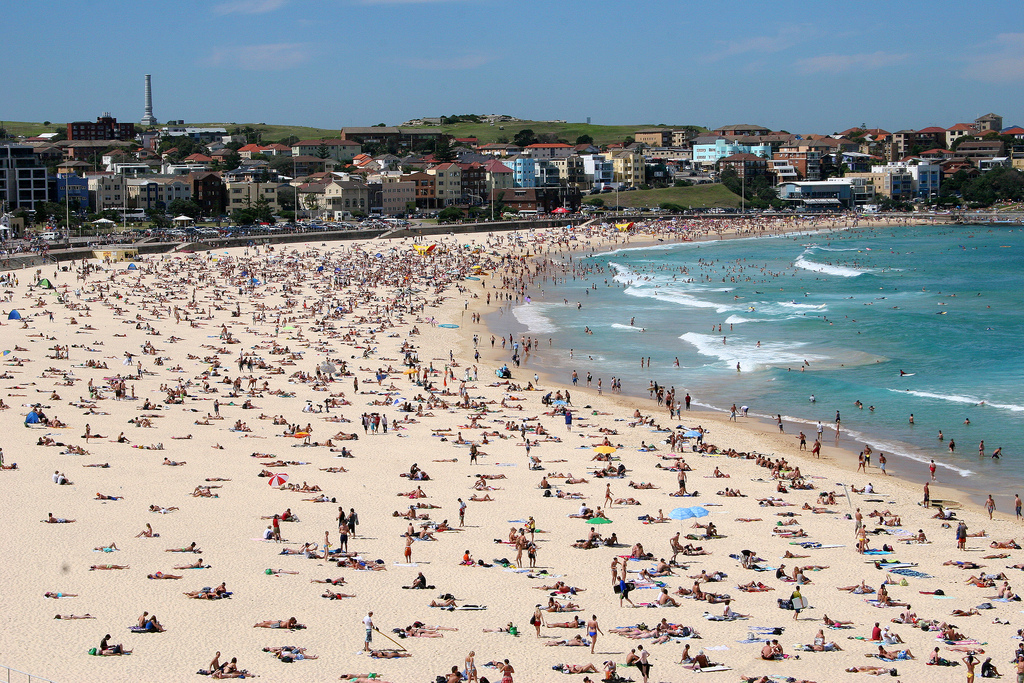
[222,151,241,170]
[167,198,201,219]
[584,197,604,207]
[315,141,331,159]
[147,208,171,230]
[674,179,693,188]
[278,186,296,211]
[575,134,594,145]
[659,202,686,213]
[513,129,537,147]
[433,137,455,163]
[438,206,464,223]
[623,136,635,146]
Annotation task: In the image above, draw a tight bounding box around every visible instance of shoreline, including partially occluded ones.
[470,219,998,519]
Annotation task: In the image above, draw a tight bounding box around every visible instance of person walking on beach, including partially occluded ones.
[635,645,651,683]
[986,495,996,520]
[458,498,466,527]
[684,393,691,410]
[879,453,887,475]
[363,611,375,651]
[798,431,806,450]
[499,659,514,683]
[587,614,604,654]
[930,459,937,481]
[1015,494,1021,521]
[857,452,866,472]
[923,481,930,507]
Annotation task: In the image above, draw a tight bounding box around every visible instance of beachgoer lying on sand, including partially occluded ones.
[55,614,94,619]
[552,663,599,673]
[43,513,75,523]
[89,564,128,571]
[253,617,303,629]
[545,635,589,647]
[147,572,182,580]
[44,592,77,598]
[845,665,897,675]
[876,645,914,660]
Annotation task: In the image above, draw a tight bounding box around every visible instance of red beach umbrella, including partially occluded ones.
[268,473,289,487]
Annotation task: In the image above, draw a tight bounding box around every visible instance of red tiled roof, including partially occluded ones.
[238,144,263,152]
[946,123,978,131]
[916,127,946,134]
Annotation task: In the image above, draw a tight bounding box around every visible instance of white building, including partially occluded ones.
[581,154,614,189]
[871,162,941,198]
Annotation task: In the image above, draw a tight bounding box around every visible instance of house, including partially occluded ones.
[67,114,135,141]
[87,174,127,211]
[692,137,771,168]
[488,187,581,213]
[187,172,226,216]
[772,143,823,181]
[872,162,941,198]
[846,167,915,199]
[458,162,487,204]
[184,153,214,164]
[634,129,674,147]
[914,127,946,150]
[939,158,979,180]
[478,143,521,157]
[426,163,463,206]
[291,155,338,177]
[61,139,133,161]
[339,127,442,148]
[955,139,1006,166]
[503,156,538,188]
[580,154,615,188]
[975,113,1003,132]
[402,171,435,208]
[1002,126,1024,141]
[608,151,645,187]
[712,124,770,137]
[945,123,979,149]
[777,181,853,210]
[291,139,361,161]
[889,130,917,159]
[482,159,514,195]
[718,152,768,180]
[379,176,415,215]
[55,173,89,209]
[237,144,265,160]
[224,181,283,214]
[574,143,600,155]
[549,155,588,190]
[321,180,369,218]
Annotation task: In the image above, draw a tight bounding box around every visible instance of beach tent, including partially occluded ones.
[36,278,55,289]
[7,310,21,320]
[24,410,40,425]
[127,263,138,271]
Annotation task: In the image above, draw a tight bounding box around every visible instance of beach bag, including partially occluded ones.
[778,598,794,610]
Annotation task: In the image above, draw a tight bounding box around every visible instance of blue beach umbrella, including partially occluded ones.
[684,506,709,518]
[668,507,696,520]
[683,430,701,438]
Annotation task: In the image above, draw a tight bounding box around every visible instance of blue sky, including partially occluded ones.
[2,0,1021,133]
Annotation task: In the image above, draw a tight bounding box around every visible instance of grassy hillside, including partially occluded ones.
[1,120,61,137]
[436,121,693,146]
[0,119,703,147]
[593,184,741,209]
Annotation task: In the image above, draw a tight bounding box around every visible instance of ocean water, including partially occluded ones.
[496,224,1024,499]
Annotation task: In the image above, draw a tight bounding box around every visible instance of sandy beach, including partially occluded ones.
[0,217,1016,683]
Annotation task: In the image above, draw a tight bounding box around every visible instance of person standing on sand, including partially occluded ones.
[403,532,413,563]
[587,614,604,654]
[500,659,514,683]
[636,645,651,683]
[923,482,930,507]
[465,651,478,682]
[930,459,937,481]
[363,611,374,651]
[1015,494,1021,521]
[349,508,358,537]
[956,521,968,551]
[605,484,613,508]
[986,495,996,520]
[458,498,466,527]
[963,653,977,682]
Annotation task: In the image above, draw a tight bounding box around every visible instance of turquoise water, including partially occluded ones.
[498,225,1024,498]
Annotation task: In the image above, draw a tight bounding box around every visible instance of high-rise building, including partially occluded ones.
[141,74,157,127]
[0,144,49,212]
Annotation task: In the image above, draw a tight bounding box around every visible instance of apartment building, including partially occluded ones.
[427,163,463,206]
[224,181,282,213]
[0,144,49,212]
[67,114,135,141]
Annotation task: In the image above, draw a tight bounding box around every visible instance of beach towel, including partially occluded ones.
[694,665,732,672]
[890,568,933,578]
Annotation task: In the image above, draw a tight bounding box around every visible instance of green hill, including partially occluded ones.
[0,119,703,147]
[590,184,741,209]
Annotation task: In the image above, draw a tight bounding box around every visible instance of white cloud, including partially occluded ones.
[795,51,909,74]
[703,25,810,62]
[402,53,493,70]
[961,33,1024,82]
[206,43,311,71]
[213,0,286,15]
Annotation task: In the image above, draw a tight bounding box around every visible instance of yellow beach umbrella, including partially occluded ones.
[593,445,617,454]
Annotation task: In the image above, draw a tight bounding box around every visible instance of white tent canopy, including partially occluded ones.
[172,215,194,224]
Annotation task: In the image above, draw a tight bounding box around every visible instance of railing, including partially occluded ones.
[0,664,58,683]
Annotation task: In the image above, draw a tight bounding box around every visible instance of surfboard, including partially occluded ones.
[900,373,915,377]
[791,596,809,610]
